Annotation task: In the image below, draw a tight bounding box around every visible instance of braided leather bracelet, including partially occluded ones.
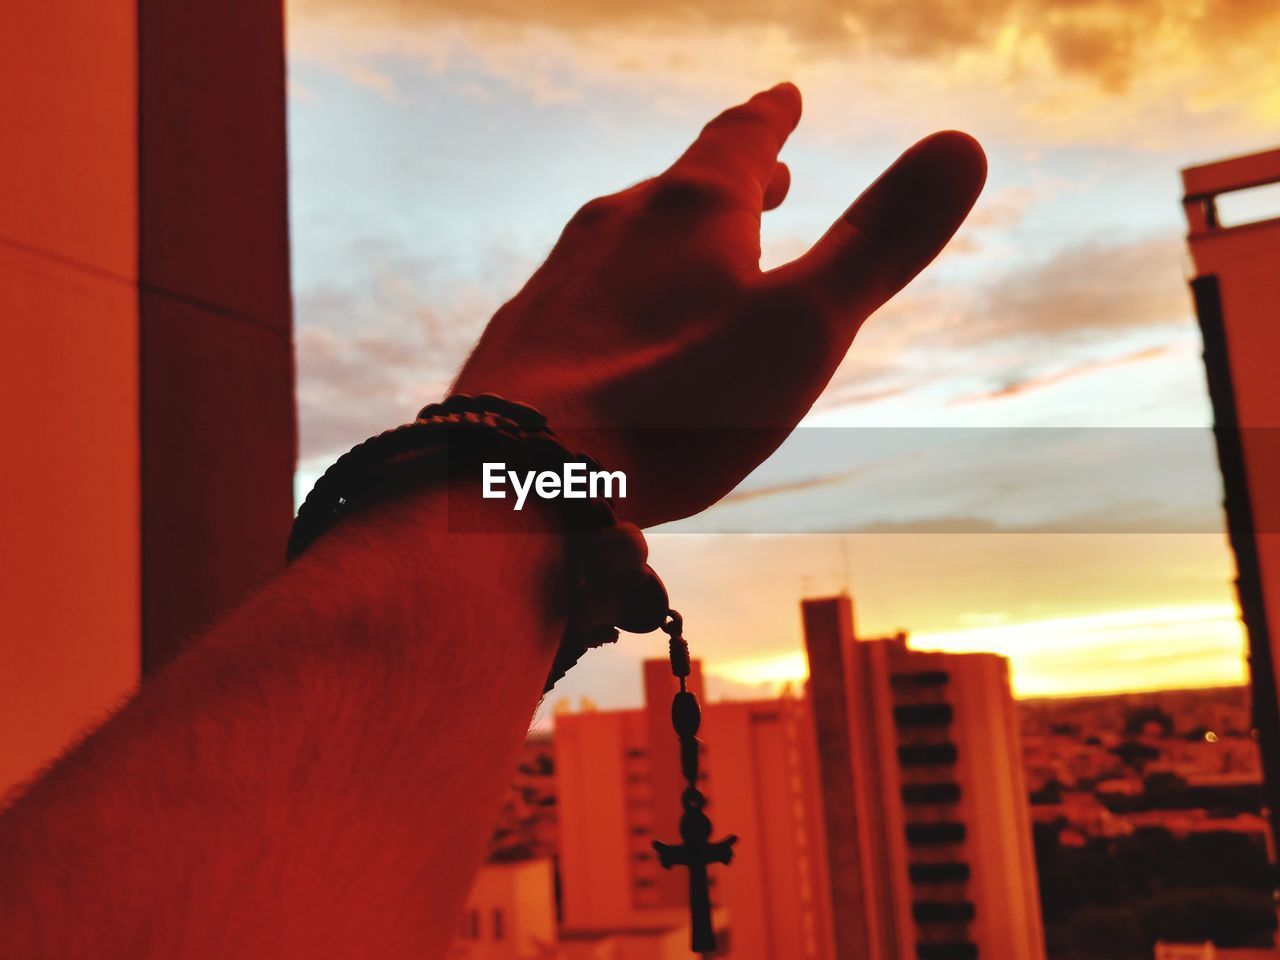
[288,394,670,691]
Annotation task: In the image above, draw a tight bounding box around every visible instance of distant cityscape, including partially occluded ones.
[448,598,1276,960]
[1022,686,1272,957]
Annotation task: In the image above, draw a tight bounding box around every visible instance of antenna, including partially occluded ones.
[839,536,853,597]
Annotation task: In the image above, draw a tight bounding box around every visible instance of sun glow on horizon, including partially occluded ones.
[708,602,1248,700]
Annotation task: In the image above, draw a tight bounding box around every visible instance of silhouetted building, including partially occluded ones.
[802,595,1045,960]
[1183,145,1280,922]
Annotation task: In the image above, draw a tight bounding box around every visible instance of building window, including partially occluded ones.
[916,942,978,960]
[891,670,950,688]
[459,908,481,940]
[912,900,976,924]
[902,782,962,805]
[894,703,955,727]
[905,822,966,846]
[909,861,971,884]
[492,908,505,941]
[897,743,959,767]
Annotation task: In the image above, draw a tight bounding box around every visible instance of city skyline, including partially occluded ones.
[459,598,1270,956]
[543,597,1045,958]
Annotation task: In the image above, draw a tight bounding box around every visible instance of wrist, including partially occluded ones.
[301,482,571,642]
[289,395,669,692]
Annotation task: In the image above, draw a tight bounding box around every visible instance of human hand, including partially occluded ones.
[453,82,986,527]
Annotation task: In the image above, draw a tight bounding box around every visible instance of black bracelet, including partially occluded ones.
[288,394,668,691]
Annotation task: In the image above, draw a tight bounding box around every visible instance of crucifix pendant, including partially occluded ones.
[654,801,737,952]
[652,612,738,955]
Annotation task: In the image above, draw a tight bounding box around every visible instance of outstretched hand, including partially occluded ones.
[454,82,986,527]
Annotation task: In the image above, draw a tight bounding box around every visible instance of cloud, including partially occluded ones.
[938,186,1040,255]
[808,231,1195,423]
[960,234,1192,343]
[295,323,434,457]
[293,238,535,459]
[846,516,1005,534]
[951,344,1172,404]
[290,227,1198,466]
[792,498,1222,537]
[297,0,1001,53]
[718,464,877,506]
[289,0,1280,116]
[820,380,921,406]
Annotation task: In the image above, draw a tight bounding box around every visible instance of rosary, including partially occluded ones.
[287,394,738,957]
[653,611,738,955]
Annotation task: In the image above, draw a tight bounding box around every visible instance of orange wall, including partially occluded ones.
[0,2,141,796]
[556,708,657,929]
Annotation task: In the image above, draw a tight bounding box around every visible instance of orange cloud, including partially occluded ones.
[291,0,1280,109]
[955,236,1191,343]
[951,344,1172,404]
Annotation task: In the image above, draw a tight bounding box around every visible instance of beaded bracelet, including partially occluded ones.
[288,394,670,691]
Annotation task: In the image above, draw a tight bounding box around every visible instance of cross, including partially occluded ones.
[653,807,738,954]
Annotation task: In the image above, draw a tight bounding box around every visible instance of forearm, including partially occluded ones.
[0,488,565,958]
[0,79,987,959]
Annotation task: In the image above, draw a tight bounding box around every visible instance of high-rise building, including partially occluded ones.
[803,595,1045,960]
[554,596,1045,960]
[1182,147,1280,862]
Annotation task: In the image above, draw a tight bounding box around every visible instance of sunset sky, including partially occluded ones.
[284,0,1280,711]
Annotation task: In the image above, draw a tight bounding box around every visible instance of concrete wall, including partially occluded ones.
[0,0,141,798]
[0,0,294,798]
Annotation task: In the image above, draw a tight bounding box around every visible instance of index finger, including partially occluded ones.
[666,83,803,201]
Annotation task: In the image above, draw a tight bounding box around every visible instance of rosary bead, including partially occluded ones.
[682,786,708,810]
[671,690,702,736]
[615,568,669,633]
[681,738,700,782]
[680,807,714,845]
